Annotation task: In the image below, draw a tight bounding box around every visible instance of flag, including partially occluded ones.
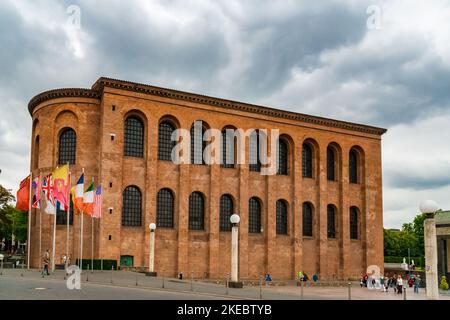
[70,186,75,209]
[52,164,70,210]
[83,183,94,215]
[16,175,31,211]
[93,186,102,219]
[41,175,56,215]
[32,176,41,209]
[74,173,84,212]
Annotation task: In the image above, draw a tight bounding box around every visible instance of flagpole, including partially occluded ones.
[27,172,32,270]
[51,198,56,273]
[80,209,84,272]
[66,165,71,270]
[39,173,42,272]
[80,168,85,272]
[91,177,94,272]
[39,200,42,271]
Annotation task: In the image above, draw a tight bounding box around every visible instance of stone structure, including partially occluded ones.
[28,77,386,280]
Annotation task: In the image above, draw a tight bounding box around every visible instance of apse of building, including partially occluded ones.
[28,77,386,280]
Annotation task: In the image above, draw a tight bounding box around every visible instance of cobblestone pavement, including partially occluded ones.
[0,269,449,300]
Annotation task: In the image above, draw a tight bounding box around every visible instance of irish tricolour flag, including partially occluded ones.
[74,173,84,212]
[83,183,95,215]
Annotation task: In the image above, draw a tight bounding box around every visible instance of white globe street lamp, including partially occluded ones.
[419,200,439,300]
[229,214,243,288]
[146,223,157,277]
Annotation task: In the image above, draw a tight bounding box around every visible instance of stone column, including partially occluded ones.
[229,220,243,288]
[231,223,239,282]
[149,230,155,273]
[424,215,439,300]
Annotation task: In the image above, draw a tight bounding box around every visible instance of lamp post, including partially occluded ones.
[419,200,439,300]
[228,214,243,288]
[146,223,157,277]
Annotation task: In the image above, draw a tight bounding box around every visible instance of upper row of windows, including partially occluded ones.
[35,116,363,184]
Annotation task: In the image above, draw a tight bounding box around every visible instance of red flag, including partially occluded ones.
[16,175,31,211]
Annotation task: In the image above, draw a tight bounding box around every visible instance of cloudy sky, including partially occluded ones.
[0,0,449,228]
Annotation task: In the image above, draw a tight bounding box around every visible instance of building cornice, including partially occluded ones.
[28,77,387,136]
[28,88,101,114]
[93,77,387,136]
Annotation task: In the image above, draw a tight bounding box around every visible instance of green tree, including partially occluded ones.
[0,185,28,247]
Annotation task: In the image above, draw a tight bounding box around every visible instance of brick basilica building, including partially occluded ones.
[28,77,386,280]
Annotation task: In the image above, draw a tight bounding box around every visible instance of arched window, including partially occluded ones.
[350,206,359,239]
[58,128,76,165]
[34,135,40,169]
[56,199,74,226]
[349,149,359,184]
[189,192,205,230]
[124,117,144,158]
[221,128,235,168]
[190,121,207,165]
[248,197,261,233]
[302,202,313,237]
[122,186,142,226]
[158,121,176,161]
[302,143,313,178]
[276,200,288,234]
[220,194,234,231]
[327,205,336,238]
[277,139,288,175]
[249,130,261,172]
[327,147,336,181]
[157,188,174,228]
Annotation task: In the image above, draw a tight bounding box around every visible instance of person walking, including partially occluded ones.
[265,273,272,287]
[391,275,397,293]
[42,249,50,276]
[380,275,385,291]
[397,275,403,294]
[414,275,421,293]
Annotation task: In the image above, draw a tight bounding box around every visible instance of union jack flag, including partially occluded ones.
[42,174,55,204]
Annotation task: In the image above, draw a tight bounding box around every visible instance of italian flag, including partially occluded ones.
[83,183,95,215]
[74,173,84,213]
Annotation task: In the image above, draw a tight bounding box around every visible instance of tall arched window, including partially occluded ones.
[122,186,142,226]
[302,202,313,237]
[302,143,313,178]
[277,139,288,175]
[327,205,336,238]
[34,135,40,169]
[349,149,359,184]
[124,116,144,158]
[220,194,234,231]
[248,197,261,233]
[157,188,174,228]
[158,121,176,161]
[350,206,359,239]
[221,128,235,168]
[276,200,288,234]
[190,121,207,165]
[58,128,76,165]
[189,192,205,230]
[327,146,336,181]
[249,130,261,172]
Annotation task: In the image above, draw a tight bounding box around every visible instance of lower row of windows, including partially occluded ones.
[50,187,360,240]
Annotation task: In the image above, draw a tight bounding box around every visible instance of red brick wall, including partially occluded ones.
[29,85,384,280]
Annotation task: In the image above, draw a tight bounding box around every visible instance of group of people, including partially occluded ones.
[360,273,422,294]
[296,271,319,283]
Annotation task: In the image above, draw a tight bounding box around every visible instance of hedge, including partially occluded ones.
[384,256,424,267]
[74,259,118,270]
